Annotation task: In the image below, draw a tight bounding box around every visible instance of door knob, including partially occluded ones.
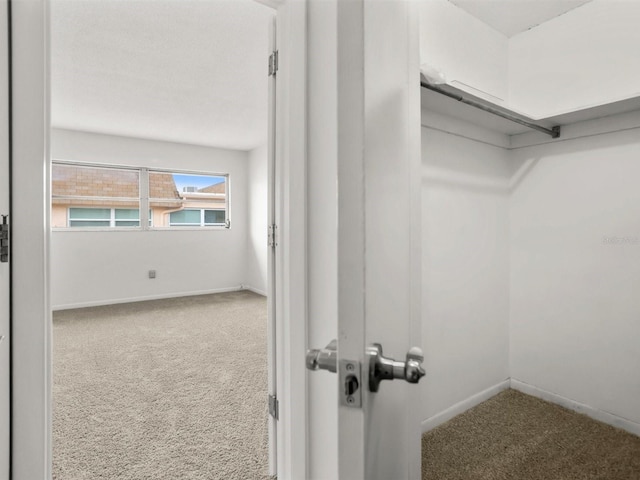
[367,343,426,392]
[306,339,337,373]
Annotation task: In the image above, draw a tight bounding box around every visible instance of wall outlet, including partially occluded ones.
[148,270,156,279]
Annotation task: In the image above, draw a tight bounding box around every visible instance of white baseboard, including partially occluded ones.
[511,379,640,437]
[52,286,245,311]
[243,285,267,297]
[421,379,510,433]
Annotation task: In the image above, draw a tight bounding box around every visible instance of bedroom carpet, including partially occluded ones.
[422,389,640,480]
[53,290,270,480]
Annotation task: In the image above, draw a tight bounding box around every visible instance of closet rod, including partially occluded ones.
[420,81,561,139]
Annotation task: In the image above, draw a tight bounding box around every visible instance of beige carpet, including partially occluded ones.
[422,389,640,480]
[53,290,270,480]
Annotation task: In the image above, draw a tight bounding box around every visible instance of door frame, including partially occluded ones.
[268,1,308,478]
[8,0,310,479]
[0,1,11,479]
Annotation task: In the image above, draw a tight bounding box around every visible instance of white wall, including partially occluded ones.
[421,110,640,435]
[420,1,640,120]
[421,122,511,426]
[419,0,509,104]
[510,128,640,428]
[51,128,248,309]
[246,144,268,295]
[509,0,640,118]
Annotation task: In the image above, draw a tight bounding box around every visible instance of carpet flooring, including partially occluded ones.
[422,389,640,480]
[53,291,270,480]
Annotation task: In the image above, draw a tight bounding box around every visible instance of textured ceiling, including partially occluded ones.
[51,0,273,151]
[449,0,592,37]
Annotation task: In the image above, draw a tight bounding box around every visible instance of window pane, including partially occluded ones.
[115,221,140,227]
[204,210,225,224]
[53,164,139,198]
[170,209,201,224]
[52,163,140,229]
[69,220,110,228]
[149,171,227,228]
[69,208,111,220]
[114,209,140,220]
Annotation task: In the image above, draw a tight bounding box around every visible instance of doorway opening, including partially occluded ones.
[49,1,275,478]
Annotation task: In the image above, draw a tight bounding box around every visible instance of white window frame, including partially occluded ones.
[147,168,230,230]
[51,161,230,231]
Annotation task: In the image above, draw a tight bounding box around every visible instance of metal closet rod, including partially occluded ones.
[420,81,561,139]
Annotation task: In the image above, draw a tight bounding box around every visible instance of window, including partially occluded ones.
[149,171,228,229]
[169,209,226,227]
[52,163,140,229]
[68,208,152,228]
[52,162,229,230]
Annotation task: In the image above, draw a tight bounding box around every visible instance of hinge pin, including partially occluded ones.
[0,215,9,263]
[268,224,277,248]
[268,394,279,420]
[268,50,279,77]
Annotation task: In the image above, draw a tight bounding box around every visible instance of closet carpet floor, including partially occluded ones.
[422,389,640,480]
[53,291,270,480]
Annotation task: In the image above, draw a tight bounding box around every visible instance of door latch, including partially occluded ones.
[367,344,426,392]
[306,339,362,408]
[0,215,8,263]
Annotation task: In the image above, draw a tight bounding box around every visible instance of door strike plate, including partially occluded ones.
[339,359,362,408]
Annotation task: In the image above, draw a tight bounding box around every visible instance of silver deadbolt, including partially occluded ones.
[367,343,426,392]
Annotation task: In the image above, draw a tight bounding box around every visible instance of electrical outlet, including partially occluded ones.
[148,270,156,279]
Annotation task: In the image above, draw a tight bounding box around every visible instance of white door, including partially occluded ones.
[0,2,10,478]
[306,1,423,479]
[266,12,278,478]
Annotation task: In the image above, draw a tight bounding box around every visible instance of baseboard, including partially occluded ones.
[511,379,640,437]
[243,285,267,296]
[421,379,510,433]
[52,286,245,311]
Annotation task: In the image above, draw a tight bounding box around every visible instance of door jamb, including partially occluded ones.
[9,0,309,479]
[271,1,308,479]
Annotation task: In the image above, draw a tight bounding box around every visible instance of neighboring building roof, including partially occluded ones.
[53,164,140,199]
[198,181,226,194]
[52,165,187,208]
[149,172,182,208]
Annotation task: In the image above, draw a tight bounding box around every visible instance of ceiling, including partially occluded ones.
[51,0,273,151]
[448,0,592,38]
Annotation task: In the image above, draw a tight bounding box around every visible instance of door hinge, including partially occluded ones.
[268,224,277,248]
[268,394,279,420]
[268,50,279,77]
[0,215,9,263]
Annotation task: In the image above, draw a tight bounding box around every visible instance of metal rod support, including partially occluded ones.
[421,82,561,139]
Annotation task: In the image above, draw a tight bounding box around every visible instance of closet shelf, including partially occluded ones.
[421,76,640,138]
[420,78,561,138]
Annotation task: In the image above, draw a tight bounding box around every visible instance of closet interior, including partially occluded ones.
[418,0,640,476]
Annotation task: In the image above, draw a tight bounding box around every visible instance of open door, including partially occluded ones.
[0,2,10,478]
[266,12,278,479]
[305,1,423,478]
